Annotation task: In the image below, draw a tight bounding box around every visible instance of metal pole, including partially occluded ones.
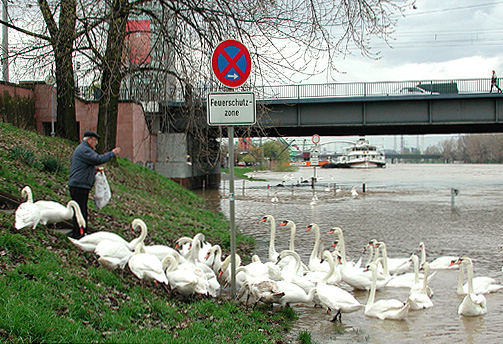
[228,126,237,297]
[1,0,8,82]
[51,86,55,136]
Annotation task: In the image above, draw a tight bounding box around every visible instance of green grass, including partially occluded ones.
[0,122,291,343]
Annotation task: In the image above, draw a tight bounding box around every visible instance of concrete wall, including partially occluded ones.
[30,83,156,166]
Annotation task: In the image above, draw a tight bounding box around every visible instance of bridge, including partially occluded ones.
[157,78,503,137]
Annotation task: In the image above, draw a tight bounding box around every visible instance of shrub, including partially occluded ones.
[8,146,40,168]
[40,156,64,173]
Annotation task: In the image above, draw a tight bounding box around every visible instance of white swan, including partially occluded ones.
[374,241,411,275]
[388,254,435,296]
[205,244,224,275]
[15,188,41,229]
[35,199,85,227]
[408,262,434,310]
[351,186,358,198]
[277,250,316,293]
[94,239,133,270]
[306,223,329,272]
[261,215,279,263]
[364,258,410,320]
[271,192,279,204]
[316,250,364,322]
[451,257,487,317]
[418,242,459,270]
[275,281,316,308]
[280,220,297,252]
[128,243,169,286]
[68,218,147,252]
[451,257,503,295]
[162,253,199,297]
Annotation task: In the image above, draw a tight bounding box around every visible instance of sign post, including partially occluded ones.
[209,40,253,298]
[311,135,321,184]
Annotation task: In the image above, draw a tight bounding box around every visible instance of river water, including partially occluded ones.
[196,164,503,344]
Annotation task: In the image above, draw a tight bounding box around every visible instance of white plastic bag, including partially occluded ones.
[94,170,111,209]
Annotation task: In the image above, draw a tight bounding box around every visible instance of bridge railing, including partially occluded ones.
[76,78,497,103]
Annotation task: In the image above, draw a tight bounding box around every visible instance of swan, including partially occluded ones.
[328,227,353,266]
[418,242,459,270]
[261,215,279,262]
[174,236,193,258]
[351,186,358,198]
[162,253,199,297]
[128,242,169,286]
[364,258,410,320]
[217,254,241,285]
[388,254,435,295]
[237,279,284,308]
[277,250,316,293]
[280,220,298,252]
[68,218,147,252]
[15,196,41,230]
[408,262,434,310]
[271,192,279,204]
[306,223,329,272]
[316,250,364,322]
[205,244,224,274]
[450,257,503,295]
[35,199,85,227]
[94,239,133,270]
[275,281,316,308]
[375,241,411,275]
[451,257,487,317]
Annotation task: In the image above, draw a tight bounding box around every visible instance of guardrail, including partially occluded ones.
[76,78,498,103]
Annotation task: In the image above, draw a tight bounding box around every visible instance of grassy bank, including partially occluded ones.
[0,123,295,343]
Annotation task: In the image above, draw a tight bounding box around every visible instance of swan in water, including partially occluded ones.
[388,254,435,296]
[407,262,434,310]
[418,242,459,270]
[261,215,279,263]
[316,250,364,322]
[128,242,169,286]
[15,186,41,229]
[364,258,410,320]
[450,257,503,295]
[276,250,316,293]
[374,241,411,275]
[271,192,279,204]
[351,186,358,198]
[68,218,147,252]
[450,257,487,317]
[306,223,329,273]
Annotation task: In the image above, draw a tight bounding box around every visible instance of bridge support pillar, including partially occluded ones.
[155,132,221,189]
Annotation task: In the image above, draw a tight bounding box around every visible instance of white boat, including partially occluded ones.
[326,138,386,168]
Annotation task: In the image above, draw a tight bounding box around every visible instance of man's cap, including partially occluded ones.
[83,131,100,139]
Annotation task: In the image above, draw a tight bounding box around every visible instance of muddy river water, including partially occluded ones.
[196,164,503,343]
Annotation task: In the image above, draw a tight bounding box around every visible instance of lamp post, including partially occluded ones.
[45,75,56,136]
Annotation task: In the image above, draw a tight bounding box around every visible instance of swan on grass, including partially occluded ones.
[128,242,169,286]
[94,239,133,270]
[69,218,147,252]
[450,257,487,317]
[407,262,434,310]
[418,242,459,270]
[450,257,503,295]
[35,200,85,227]
[237,279,284,309]
[364,258,410,320]
[316,250,364,322]
[15,195,41,229]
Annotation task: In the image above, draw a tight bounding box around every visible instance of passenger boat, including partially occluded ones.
[324,138,386,168]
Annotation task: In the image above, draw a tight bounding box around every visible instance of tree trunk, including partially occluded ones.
[96,0,128,153]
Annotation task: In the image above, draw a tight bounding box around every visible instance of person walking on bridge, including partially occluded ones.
[491,70,502,93]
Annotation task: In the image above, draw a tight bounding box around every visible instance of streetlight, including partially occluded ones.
[44,74,56,136]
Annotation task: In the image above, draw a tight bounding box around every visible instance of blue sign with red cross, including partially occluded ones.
[212,40,251,88]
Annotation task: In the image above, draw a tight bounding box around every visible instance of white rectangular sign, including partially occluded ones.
[207,92,256,126]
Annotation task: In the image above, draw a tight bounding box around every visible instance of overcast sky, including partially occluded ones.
[287,0,503,151]
[299,0,503,83]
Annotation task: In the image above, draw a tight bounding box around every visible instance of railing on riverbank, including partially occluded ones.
[76,78,496,103]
